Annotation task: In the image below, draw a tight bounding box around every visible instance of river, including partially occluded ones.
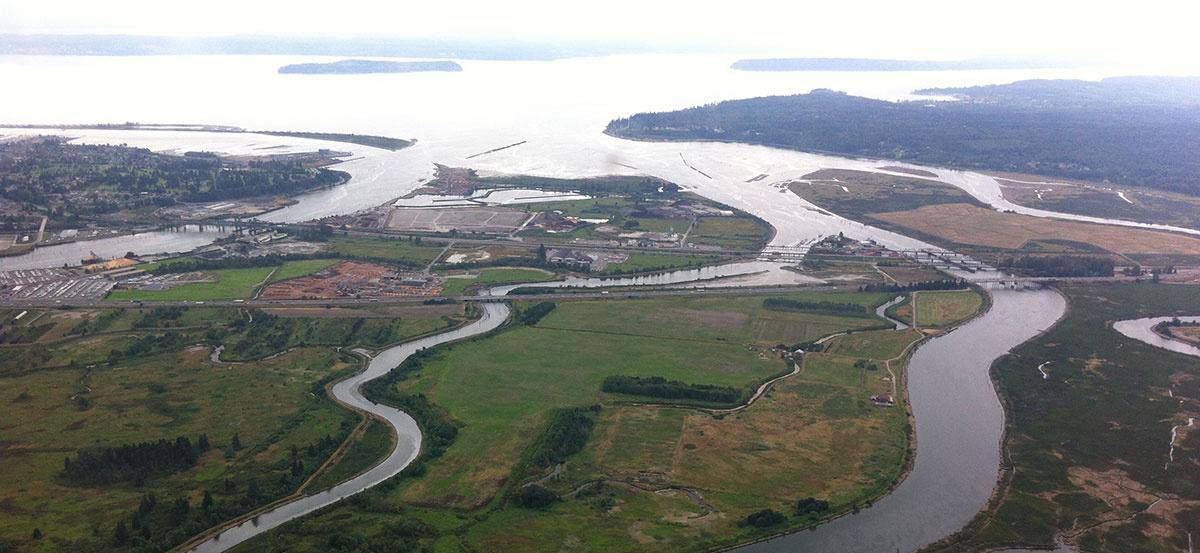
[181,269,1068,553]
[0,55,1156,272]
[1113,316,1200,358]
[0,54,1142,552]
[185,301,510,553]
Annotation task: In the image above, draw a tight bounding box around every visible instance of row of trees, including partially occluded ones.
[998,255,1114,277]
[519,301,557,325]
[762,298,868,316]
[602,375,743,405]
[859,279,969,293]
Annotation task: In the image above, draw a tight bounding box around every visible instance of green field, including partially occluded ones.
[266,258,340,282]
[0,343,359,553]
[107,260,346,302]
[232,291,942,553]
[926,284,1200,553]
[107,266,274,302]
[0,303,474,553]
[597,251,727,275]
[912,290,984,328]
[326,235,446,266]
[686,216,772,250]
[438,268,557,296]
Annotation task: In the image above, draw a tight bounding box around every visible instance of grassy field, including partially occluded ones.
[0,341,359,553]
[992,170,1200,230]
[230,290,944,553]
[871,203,1200,254]
[326,235,446,266]
[790,169,987,220]
[107,260,347,302]
[912,290,984,328]
[790,169,1200,255]
[266,259,340,283]
[438,268,557,296]
[686,216,772,250]
[0,301,473,552]
[107,267,274,302]
[598,251,728,275]
[877,264,949,284]
[924,284,1200,553]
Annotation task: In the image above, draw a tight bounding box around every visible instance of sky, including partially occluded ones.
[2,0,1199,69]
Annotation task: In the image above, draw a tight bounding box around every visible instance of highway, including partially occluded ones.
[0,274,1141,310]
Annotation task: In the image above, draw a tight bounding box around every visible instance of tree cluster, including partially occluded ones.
[62,435,209,485]
[602,375,742,405]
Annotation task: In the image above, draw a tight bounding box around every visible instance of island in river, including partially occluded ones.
[278,59,463,74]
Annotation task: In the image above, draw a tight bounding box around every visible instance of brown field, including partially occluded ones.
[869,203,1200,254]
[260,261,441,299]
[878,166,937,178]
[1167,326,1200,346]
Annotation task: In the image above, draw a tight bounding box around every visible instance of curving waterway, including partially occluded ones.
[183,271,1068,553]
[1113,316,1200,358]
[731,286,1066,553]
[185,302,509,553]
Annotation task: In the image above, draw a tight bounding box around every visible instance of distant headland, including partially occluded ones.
[278,59,463,74]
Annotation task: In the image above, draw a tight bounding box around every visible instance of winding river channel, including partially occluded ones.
[183,274,1068,553]
[0,54,1178,553]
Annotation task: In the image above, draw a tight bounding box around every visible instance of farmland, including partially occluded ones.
[870,203,1200,254]
[227,290,954,553]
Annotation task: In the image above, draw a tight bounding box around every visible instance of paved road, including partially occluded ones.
[3,284,849,309]
[0,275,1140,310]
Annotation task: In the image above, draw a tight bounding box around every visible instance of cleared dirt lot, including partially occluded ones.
[260,261,441,299]
[869,203,1200,254]
[383,207,530,233]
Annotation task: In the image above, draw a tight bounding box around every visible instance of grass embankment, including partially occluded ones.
[438,268,556,297]
[922,284,1200,553]
[0,304,465,553]
[230,291,942,553]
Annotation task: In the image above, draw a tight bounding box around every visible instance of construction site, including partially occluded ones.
[259,261,444,299]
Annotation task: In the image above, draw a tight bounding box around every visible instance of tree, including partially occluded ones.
[231,433,242,451]
[202,490,214,511]
[746,508,786,527]
[114,522,130,546]
[31,528,43,540]
[537,244,547,262]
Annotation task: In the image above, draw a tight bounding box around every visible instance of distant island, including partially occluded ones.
[278,59,463,75]
[731,58,1072,72]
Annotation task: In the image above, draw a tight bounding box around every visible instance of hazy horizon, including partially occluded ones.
[3,0,1199,71]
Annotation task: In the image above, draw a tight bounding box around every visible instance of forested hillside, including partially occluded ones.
[606,78,1200,194]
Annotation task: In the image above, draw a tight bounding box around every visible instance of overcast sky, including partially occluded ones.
[2,0,1198,68]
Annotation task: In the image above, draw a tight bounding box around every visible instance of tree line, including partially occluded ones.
[859,279,968,293]
[62,435,209,485]
[998,255,1114,277]
[602,375,743,405]
[762,298,868,316]
[519,301,557,325]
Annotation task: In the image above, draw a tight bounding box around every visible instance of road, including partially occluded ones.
[0,274,1139,310]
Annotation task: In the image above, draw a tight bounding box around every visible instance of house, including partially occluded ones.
[871,394,895,406]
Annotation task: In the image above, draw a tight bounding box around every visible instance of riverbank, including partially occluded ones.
[923,284,1200,553]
